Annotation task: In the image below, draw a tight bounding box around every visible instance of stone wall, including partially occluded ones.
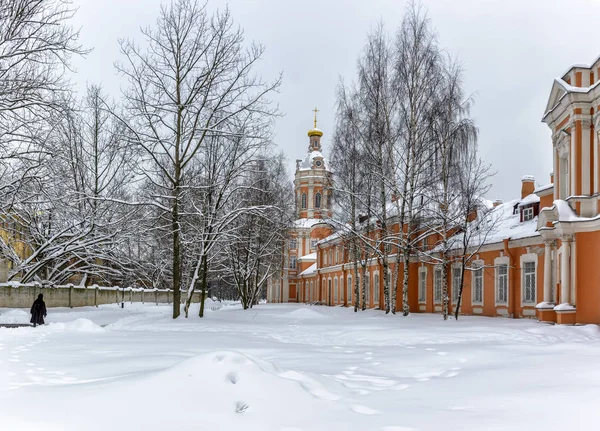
[0,283,203,308]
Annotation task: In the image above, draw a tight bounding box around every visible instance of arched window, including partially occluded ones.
[315,192,322,208]
[301,193,307,209]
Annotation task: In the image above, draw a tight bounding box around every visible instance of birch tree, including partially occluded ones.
[117,0,280,318]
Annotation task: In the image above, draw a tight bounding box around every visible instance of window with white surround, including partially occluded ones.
[434,267,442,304]
[496,261,508,305]
[301,193,307,209]
[334,277,338,303]
[335,247,339,264]
[290,239,297,250]
[418,267,427,303]
[472,262,483,305]
[521,255,536,304]
[347,275,352,304]
[523,206,534,221]
[310,239,317,249]
[328,278,332,304]
[452,266,461,302]
[310,281,314,301]
[374,273,379,305]
[365,272,370,305]
[290,256,297,269]
[315,192,322,208]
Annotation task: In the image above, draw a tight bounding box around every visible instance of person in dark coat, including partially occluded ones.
[30,293,47,327]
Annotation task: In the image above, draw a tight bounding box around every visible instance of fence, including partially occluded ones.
[0,282,204,308]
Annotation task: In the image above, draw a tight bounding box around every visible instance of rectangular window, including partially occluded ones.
[418,269,426,302]
[452,267,461,302]
[290,239,297,250]
[523,207,534,221]
[347,275,352,304]
[473,265,483,304]
[334,278,338,302]
[496,264,508,304]
[365,274,370,305]
[310,239,317,249]
[434,268,442,303]
[374,274,379,305]
[523,261,536,303]
[290,256,297,270]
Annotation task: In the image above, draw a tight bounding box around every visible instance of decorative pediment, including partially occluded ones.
[543,79,568,121]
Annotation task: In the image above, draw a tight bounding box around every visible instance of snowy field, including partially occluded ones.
[2,303,600,431]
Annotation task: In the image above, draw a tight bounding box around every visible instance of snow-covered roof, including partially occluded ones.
[534,183,553,194]
[299,150,328,171]
[293,218,322,229]
[518,193,541,207]
[299,263,317,276]
[298,252,316,262]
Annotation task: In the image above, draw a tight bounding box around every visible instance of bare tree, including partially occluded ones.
[117,0,280,318]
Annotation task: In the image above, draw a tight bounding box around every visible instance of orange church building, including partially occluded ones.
[267,57,600,325]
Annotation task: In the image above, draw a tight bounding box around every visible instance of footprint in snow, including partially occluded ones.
[351,404,379,415]
[226,372,239,384]
[235,401,249,413]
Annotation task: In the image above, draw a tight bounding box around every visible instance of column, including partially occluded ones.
[543,241,554,304]
[582,119,591,195]
[570,122,576,197]
[560,238,571,305]
[594,121,598,195]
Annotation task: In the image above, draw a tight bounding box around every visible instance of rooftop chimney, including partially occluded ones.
[521,175,535,199]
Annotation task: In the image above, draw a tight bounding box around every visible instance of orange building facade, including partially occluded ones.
[267,58,600,324]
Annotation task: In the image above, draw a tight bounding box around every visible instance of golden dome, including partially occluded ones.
[308,127,323,137]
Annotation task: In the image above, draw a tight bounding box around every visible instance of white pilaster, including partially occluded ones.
[543,241,553,303]
[582,120,591,195]
[560,239,571,305]
[570,123,576,197]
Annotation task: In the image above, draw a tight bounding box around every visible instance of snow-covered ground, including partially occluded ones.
[2,303,600,431]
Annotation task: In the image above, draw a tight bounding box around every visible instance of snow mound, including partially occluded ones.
[283,307,330,319]
[48,318,106,333]
[0,309,29,324]
[50,351,336,430]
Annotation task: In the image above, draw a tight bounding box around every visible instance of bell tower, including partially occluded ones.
[294,108,333,220]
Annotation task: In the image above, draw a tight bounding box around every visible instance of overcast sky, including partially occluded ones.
[70,0,600,201]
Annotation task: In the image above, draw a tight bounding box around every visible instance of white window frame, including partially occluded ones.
[333,277,338,303]
[315,192,322,208]
[471,260,484,305]
[290,256,297,270]
[310,281,314,301]
[452,265,462,303]
[335,247,339,265]
[290,238,297,250]
[301,193,307,209]
[310,239,317,249]
[495,256,510,306]
[523,206,534,221]
[434,266,443,304]
[418,266,427,303]
[328,277,332,304]
[521,253,538,306]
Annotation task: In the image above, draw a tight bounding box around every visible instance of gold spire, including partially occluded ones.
[308,107,323,137]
